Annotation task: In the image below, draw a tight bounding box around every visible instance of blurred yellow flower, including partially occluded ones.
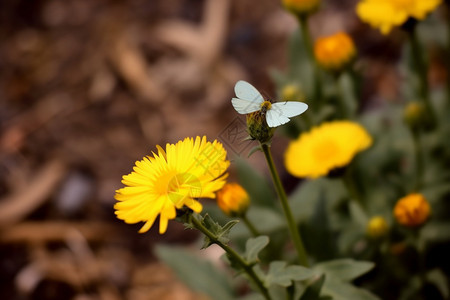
[403,102,426,130]
[394,193,431,227]
[114,136,230,234]
[282,0,320,15]
[284,121,372,178]
[217,183,250,217]
[281,84,305,102]
[367,216,389,238]
[356,0,443,35]
[314,32,356,72]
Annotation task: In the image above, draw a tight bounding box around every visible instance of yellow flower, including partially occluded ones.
[114,136,230,234]
[356,0,443,35]
[367,216,389,238]
[282,0,320,15]
[394,193,431,227]
[284,121,373,178]
[314,32,356,72]
[281,84,305,102]
[217,183,250,216]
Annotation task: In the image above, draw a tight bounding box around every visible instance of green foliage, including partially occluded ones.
[313,259,374,282]
[199,214,239,248]
[245,236,270,264]
[154,245,235,300]
[263,261,314,288]
[298,275,330,300]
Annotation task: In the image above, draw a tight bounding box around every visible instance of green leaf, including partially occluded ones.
[245,236,269,264]
[348,201,369,228]
[314,259,374,282]
[200,214,239,248]
[426,269,449,298]
[264,261,314,288]
[321,278,380,300]
[299,274,327,300]
[154,245,235,300]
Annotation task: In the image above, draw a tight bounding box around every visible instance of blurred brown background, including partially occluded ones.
[0,0,415,299]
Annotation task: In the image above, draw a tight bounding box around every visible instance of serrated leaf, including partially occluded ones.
[245,236,269,264]
[264,261,314,288]
[314,259,374,282]
[200,214,239,248]
[154,245,235,300]
[217,220,240,245]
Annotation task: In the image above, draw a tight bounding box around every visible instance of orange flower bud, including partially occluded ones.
[217,183,250,217]
[393,193,431,227]
[314,32,356,72]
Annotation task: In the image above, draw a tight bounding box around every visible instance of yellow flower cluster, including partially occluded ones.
[394,193,431,227]
[216,183,250,217]
[284,121,373,178]
[114,136,229,234]
[314,32,356,72]
[356,0,443,34]
[282,0,320,16]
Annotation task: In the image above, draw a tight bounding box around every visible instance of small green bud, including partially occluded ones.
[246,102,274,143]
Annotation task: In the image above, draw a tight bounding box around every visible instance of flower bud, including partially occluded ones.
[367,216,389,238]
[217,183,250,217]
[314,32,356,73]
[393,193,431,227]
[246,108,274,143]
[282,0,320,16]
[403,102,427,130]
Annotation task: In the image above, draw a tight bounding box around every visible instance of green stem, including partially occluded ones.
[334,74,349,119]
[409,27,437,127]
[190,214,271,300]
[411,129,424,191]
[298,16,323,111]
[343,167,365,211]
[241,213,261,237]
[260,143,309,267]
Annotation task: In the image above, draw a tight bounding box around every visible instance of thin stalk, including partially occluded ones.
[343,167,365,211]
[260,143,309,267]
[190,214,271,300]
[409,27,437,127]
[334,74,349,119]
[298,16,323,111]
[241,213,261,237]
[411,129,424,190]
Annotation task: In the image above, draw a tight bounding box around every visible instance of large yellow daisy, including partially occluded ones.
[356,0,442,35]
[114,136,230,234]
[284,121,372,178]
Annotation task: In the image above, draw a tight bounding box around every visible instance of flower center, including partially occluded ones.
[313,139,339,162]
[155,171,202,204]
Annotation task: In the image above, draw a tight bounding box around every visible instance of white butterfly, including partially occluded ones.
[231,80,308,128]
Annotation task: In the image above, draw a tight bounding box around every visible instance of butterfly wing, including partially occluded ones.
[266,101,308,127]
[231,98,261,114]
[231,81,264,114]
